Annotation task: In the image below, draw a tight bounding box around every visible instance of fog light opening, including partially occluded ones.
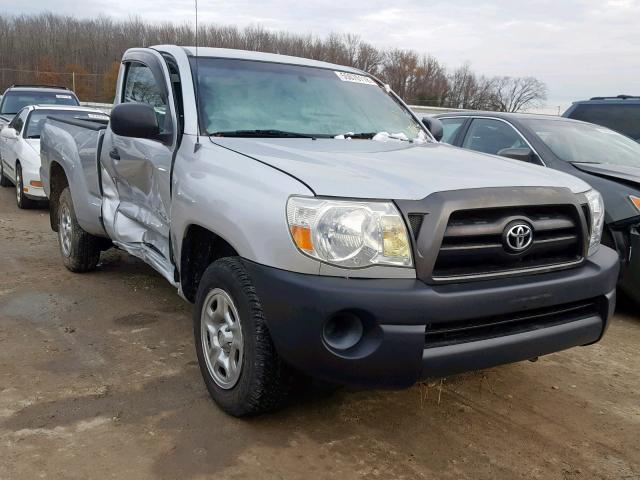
[323,312,364,351]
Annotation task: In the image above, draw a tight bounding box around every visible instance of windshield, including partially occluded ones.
[523,118,640,168]
[567,104,640,141]
[191,58,426,141]
[0,91,79,115]
[25,109,109,138]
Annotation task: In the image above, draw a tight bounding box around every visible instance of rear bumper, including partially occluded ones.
[243,246,619,387]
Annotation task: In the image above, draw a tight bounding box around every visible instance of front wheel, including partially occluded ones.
[194,257,292,416]
[57,187,101,272]
[15,164,36,209]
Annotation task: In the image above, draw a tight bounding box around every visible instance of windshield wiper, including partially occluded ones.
[208,129,324,139]
[335,131,414,142]
[337,132,378,139]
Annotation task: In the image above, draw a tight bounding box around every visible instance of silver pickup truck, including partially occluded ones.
[40,45,619,416]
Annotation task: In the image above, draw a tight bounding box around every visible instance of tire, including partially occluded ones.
[57,187,101,272]
[194,257,292,416]
[0,160,10,187]
[15,164,36,209]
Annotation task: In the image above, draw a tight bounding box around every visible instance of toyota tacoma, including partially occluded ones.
[40,45,619,416]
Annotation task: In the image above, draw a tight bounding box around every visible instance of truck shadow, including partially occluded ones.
[616,291,640,321]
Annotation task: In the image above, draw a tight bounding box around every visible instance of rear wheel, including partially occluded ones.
[0,160,10,187]
[15,164,36,209]
[57,187,101,272]
[194,257,292,416]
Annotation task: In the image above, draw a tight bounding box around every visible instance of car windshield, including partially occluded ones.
[25,110,109,138]
[566,103,640,141]
[0,91,79,115]
[523,118,640,168]
[191,58,426,141]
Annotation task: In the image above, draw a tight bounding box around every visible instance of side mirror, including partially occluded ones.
[497,147,536,163]
[421,117,444,142]
[111,103,160,140]
[4,128,18,139]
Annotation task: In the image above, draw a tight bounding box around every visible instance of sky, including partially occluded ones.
[2,0,639,111]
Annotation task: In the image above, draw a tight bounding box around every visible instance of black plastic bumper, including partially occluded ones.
[620,228,640,304]
[243,246,619,388]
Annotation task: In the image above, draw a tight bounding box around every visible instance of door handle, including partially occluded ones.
[109,148,120,160]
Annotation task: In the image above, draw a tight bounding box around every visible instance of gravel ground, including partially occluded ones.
[0,185,638,480]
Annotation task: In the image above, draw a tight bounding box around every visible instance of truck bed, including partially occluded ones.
[40,116,109,237]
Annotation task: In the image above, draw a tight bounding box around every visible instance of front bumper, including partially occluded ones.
[21,168,46,199]
[243,246,619,388]
[620,227,640,304]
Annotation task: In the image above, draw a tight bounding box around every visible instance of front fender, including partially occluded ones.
[171,136,321,276]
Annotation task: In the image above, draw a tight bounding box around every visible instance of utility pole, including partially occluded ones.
[72,72,76,92]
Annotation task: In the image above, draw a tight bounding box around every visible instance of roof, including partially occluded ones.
[4,85,76,94]
[572,95,640,104]
[18,105,107,115]
[30,105,104,112]
[155,45,366,75]
[433,111,573,122]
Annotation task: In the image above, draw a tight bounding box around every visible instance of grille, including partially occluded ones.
[432,205,584,280]
[424,298,600,348]
[408,214,425,239]
[581,204,591,233]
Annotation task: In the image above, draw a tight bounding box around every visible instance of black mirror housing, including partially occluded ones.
[421,117,444,142]
[497,147,535,163]
[111,103,160,140]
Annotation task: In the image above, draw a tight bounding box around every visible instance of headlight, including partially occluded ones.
[286,197,413,268]
[585,189,605,256]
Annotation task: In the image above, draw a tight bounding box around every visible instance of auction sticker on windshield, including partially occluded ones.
[334,71,377,85]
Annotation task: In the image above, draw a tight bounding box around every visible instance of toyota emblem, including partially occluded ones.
[504,223,533,253]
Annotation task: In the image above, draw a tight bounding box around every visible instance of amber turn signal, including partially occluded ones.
[30,180,43,187]
[630,196,640,212]
[290,225,313,251]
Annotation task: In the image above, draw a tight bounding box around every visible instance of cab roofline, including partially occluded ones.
[151,44,368,76]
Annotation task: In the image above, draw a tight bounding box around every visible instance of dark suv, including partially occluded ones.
[563,95,640,142]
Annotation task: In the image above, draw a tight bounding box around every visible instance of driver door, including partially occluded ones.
[0,108,28,182]
[101,51,177,279]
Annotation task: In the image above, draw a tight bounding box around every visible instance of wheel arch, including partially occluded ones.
[48,161,70,232]
[179,224,240,303]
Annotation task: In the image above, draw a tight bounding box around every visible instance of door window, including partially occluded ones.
[440,118,466,144]
[122,62,172,135]
[8,109,28,134]
[462,118,527,155]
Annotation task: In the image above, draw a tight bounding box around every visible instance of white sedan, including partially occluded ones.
[0,105,109,208]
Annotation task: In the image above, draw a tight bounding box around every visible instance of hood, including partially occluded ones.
[572,162,640,188]
[209,138,591,200]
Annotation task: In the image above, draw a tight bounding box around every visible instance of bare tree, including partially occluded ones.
[380,49,418,99]
[0,13,548,109]
[491,76,548,112]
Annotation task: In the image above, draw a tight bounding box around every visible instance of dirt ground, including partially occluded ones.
[0,186,638,480]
